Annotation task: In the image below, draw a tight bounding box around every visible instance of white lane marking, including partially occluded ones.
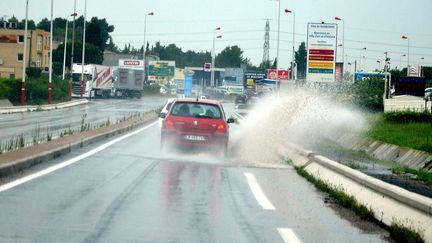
[244,172,275,210]
[0,121,158,193]
[277,228,302,243]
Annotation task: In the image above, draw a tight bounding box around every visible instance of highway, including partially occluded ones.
[0,106,388,242]
[0,97,167,146]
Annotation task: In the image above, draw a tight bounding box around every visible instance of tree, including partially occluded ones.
[270,58,277,69]
[106,36,119,53]
[295,42,307,78]
[215,45,247,68]
[52,41,103,75]
[86,17,114,51]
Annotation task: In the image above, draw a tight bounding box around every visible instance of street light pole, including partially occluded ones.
[80,0,87,98]
[69,0,76,100]
[21,0,29,106]
[143,12,154,85]
[335,17,345,68]
[48,0,53,104]
[285,9,295,80]
[276,0,280,81]
[402,35,409,74]
[211,27,221,87]
[359,47,366,71]
[62,15,70,80]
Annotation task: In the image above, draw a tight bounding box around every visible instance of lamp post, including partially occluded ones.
[143,12,154,85]
[377,60,381,71]
[21,0,29,106]
[399,54,406,70]
[284,8,295,80]
[48,0,53,104]
[359,47,366,71]
[80,0,87,98]
[276,0,281,81]
[335,16,345,67]
[62,13,77,80]
[402,35,409,75]
[69,0,77,100]
[211,27,221,87]
[419,57,424,66]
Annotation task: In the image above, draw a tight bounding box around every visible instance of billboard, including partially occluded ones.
[148,60,175,82]
[306,23,337,83]
[395,77,425,97]
[244,72,266,86]
[119,59,144,69]
[267,69,289,80]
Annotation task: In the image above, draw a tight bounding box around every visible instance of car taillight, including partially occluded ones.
[216,123,226,132]
[164,119,174,129]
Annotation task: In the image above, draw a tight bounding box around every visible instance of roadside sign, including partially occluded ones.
[119,59,144,69]
[266,69,289,80]
[244,72,266,86]
[204,63,211,72]
[306,23,338,83]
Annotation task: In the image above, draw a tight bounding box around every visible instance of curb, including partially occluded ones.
[0,114,157,177]
[286,144,432,216]
[0,99,88,114]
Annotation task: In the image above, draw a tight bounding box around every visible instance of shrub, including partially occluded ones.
[26,67,42,78]
[384,111,432,123]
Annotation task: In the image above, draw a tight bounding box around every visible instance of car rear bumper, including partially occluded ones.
[161,131,228,148]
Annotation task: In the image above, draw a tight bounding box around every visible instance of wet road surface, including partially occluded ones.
[0,115,387,242]
[0,97,167,146]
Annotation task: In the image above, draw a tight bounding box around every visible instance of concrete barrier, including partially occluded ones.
[284,144,432,242]
[0,99,88,114]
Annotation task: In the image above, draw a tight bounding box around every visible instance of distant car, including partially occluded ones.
[199,95,207,99]
[425,88,432,100]
[160,98,234,156]
[235,94,248,105]
[158,98,176,128]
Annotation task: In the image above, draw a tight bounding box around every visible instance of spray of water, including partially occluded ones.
[230,89,367,166]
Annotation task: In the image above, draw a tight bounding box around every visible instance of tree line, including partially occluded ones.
[6,15,308,77]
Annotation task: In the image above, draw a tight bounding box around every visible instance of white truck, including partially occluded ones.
[71,64,113,98]
[71,61,144,99]
[112,67,143,98]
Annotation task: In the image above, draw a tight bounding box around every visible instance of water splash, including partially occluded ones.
[230,89,367,165]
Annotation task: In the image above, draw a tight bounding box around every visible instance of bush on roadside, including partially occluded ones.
[384,111,432,123]
[142,83,161,94]
[341,76,385,111]
[1,75,70,105]
[0,79,12,99]
[26,67,42,78]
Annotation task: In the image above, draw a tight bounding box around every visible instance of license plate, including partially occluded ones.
[184,135,206,141]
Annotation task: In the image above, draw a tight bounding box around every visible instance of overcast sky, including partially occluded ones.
[1,0,432,71]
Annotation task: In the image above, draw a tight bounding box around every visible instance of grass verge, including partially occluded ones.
[392,166,432,186]
[366,113,432,153]
[295,165,425,242]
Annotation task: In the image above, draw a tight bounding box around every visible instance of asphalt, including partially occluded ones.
[0,110,388,242]
[0,96,168,147]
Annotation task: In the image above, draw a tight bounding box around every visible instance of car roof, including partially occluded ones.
[174,98,221,105]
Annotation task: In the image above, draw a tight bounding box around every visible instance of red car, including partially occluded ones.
[160,98,234,156]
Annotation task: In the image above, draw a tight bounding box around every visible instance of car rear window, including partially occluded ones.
[171,102,222,119]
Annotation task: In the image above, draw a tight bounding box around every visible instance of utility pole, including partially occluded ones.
[262,19,270,69]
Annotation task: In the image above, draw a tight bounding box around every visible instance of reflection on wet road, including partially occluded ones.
[0,114,387,242]
[0,97,167,145]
